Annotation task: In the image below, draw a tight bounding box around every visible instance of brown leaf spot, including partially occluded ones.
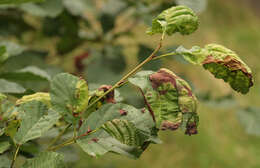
[141,108,146,113]
[92,138,99,143]
[119,109,127,116]
[98,85,115,103]
[161,121,180,131]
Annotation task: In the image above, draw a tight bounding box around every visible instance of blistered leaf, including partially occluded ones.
[176,44,253,94]
[77,103,159,158]
[16,92,51,107]
[50,73,88,123]
[0,141,10,154]
[0,0,43,5]
[0,79,26,94]
[237,107,260,136]
[20,0,63,18]
[21,152,66,168]
[14,101,60,145]
[129,68,199,135]
[147,5,199,35]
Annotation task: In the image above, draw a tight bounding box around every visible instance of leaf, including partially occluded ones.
[0,155,11,168]
[129,68,199,135]
[0,93,6,102]
[16,92,51,107]
[77,103,159,159]
[147,5,199,35]
[14,101,60,145]
[176,44,253,94]
[21,152,66,168]
[20,0,63,18]
[0,0,43,5]
[237,107,260,136]
[0,79,26,94]
[0,41,25,57]
[0,46,8,64]
[0,141,10,154]
[50,73,88,124]
[62,0,94,16]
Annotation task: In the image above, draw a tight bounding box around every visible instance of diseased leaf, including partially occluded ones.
[20,0,63,18]
[16,92,51,107]
[237,107,260,136]
[0,141,10,154]
[77,103,159,159]
[21,152,66,168]
[0,79,26,94]
[50,73,88,124]
[147,5,199,35]
[0,0,44,5]
[14,101,60,145]
[176,44,253,94]
[129,68,199,135]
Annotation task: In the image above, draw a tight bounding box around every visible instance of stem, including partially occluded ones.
[10,145,20,168]
[152,52,178,60]
[86,34,165,111]
[47,124,72,150]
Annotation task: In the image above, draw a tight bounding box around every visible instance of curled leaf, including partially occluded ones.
[16,92,51,107]
[147,5,199,36]
[129,68,199,135]
[176,44,253,94]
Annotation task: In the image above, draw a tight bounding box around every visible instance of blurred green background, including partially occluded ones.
[1,0,260,167]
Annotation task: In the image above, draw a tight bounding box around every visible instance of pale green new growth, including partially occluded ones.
[16,92,51,107]
[147,5,199,35]
[176,44,253,94]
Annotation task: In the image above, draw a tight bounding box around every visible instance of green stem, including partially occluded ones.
[47,124,72,150]
[10,145,20,168]
[85,35,165,111]
[152,52,178,60]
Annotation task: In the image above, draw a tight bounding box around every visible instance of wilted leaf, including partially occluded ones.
[77,103,159,158]
[14,101,60,145]
[129,68,199,135]
[237,107,260,136]
[21,152,66,168]
[0,141,10,154]
[147,5,199,35]
[0,79,26,94]
[176,44,253,94]
[20,0,63,18]
[50,73,88,124]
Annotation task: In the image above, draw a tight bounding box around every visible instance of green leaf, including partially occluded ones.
[0,41,25,57]
[176,44,253,94]
[0,46,8,64]
[50,73,88,124]
[20,0,63,18]
[21,152,66,168]
[0,0,43,5]
[77,103,159,159]
[147,5,199,35]
[62,0,94,16]
[14,101,60,145]
[0,79,26,94]
[237,107,260,136]
[0,155,11,168]
[0,141,10,154]
[0,93,6,102]
[129,68,199,135]
[16,92,51,107]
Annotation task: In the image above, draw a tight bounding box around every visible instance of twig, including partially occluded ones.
[10,145,20,168]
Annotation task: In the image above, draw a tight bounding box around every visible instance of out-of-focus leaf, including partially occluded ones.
[16,92,51,107]
[237,107,260,136]
[0,141,10,154]
[0,0,43,5]
[21,152,66,168]
[77,103,159,159]
[63,0,94,16]
[100,13,115,34]
[0,79,25,94]
[0,41,25,57]
[147,5,199,35]
[0,93,6,102]
[0,155,11,168]
[0,46,8,64]
[50,73,88,124]
[20,0,63,18]
[176,44,253,94]
[138,44,161,70]
[14,101,60,145]
[129,68,199,135]
[176,0,207,13]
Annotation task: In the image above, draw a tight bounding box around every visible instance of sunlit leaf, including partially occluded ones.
[77,103,159,158]
[176,44,253,94]
[147,5,199,35]
[129,68,199,135]
[21,152,66,168]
